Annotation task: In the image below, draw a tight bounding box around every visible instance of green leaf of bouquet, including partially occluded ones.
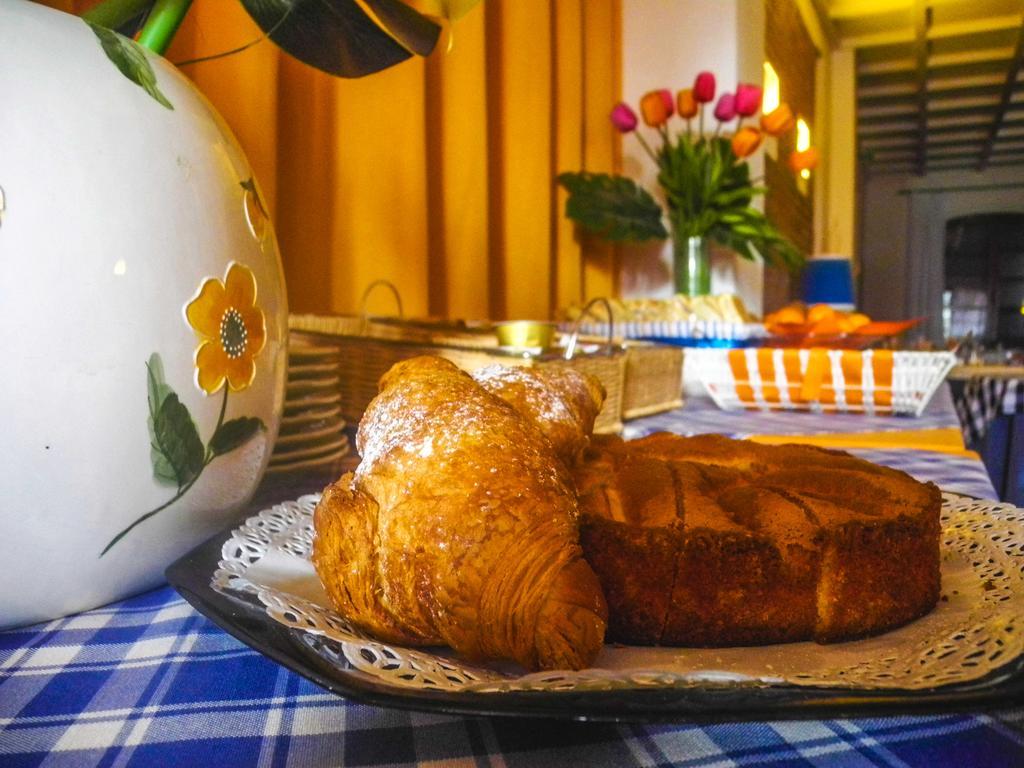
[86,21,173,110]
[712,186,765,208]
[153,393,205,488]
[557,172,668,242]
[209,417,266,456]
[238,0,441,78]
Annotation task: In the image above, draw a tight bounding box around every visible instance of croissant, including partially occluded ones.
[312,356,608,671]
[471,364,605,466]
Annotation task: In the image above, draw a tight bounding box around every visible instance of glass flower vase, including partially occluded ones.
[672,233,712,297]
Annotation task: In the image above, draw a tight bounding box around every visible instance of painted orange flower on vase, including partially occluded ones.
[101,261,268,557]
[185,262,267,394]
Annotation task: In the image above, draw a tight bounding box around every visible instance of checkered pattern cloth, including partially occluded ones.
[1,582,1022,767]
[2,391,1021,767]
[625,382,962,441]
[953,377,1024,446]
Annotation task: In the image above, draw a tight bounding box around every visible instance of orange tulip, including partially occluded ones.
[676,88,698,119]
[731,126,763,158]
[640,89,674,127]
[760,103,795,136]
[789,147,820,172]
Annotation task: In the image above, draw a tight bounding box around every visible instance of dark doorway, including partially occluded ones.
[944,213,1024,349]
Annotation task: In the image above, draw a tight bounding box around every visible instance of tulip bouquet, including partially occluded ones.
[558,70,815,295]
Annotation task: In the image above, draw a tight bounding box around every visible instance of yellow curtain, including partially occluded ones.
[50,0,621,321]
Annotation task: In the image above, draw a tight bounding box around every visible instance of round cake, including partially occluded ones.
[574,433,942,646]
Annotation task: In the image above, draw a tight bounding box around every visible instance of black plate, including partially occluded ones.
[166,522,1024,723]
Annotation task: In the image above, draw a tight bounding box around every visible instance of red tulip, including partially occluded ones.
[610,102,638,133]
[731,126,763,158]
[640,89,674,127]
[760,103,795,136]
[789,147,820,172]
[734,83,762,117]
[713,92,736,122]
[693,71,716,103]
[676,88,698,119]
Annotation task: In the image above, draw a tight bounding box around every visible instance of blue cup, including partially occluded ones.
[802,255,855,311]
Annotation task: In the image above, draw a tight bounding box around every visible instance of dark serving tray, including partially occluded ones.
[166,521,1024,724]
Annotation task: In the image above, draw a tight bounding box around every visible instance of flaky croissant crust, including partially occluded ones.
[312,357,608,671]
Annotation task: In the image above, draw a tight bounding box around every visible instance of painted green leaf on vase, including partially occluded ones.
[238,0,441,78]
[147,355,205,490]
[86,21,173,110]
[153,393,205,488]
[210,417,266,456]
[146,354,178,486]
[557,172,668,242]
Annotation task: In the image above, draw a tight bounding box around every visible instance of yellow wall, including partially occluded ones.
[53,0,622,320]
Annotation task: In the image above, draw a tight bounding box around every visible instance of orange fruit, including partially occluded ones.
[770,305,805,325]
[846,312,870,330]
[807,304,835,324]
[811,316,842,335]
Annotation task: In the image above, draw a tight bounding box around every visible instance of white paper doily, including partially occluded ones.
[211,492,1024,693]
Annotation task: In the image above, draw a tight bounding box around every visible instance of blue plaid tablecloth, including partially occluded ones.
[2,390,1022,767]
[953,377,1024,445]
[624,381,962,441]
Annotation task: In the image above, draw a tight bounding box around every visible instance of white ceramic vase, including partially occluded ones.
[0,1,287,628]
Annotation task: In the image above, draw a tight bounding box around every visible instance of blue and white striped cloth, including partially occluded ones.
[573,319,767,344]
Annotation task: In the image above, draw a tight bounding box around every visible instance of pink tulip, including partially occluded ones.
[734,83,763,117]
[713,92,736,122]
[693,71,716,103]
[609,102,638,133]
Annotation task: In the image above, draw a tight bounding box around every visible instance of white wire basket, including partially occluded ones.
[691,348,957,417]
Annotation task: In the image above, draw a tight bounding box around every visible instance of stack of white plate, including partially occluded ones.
[267,342,350,475]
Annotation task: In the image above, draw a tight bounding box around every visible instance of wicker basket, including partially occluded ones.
[289,315,626,434]
[691,347,956,416]
[565,296,684,421]
[621,342,684,419]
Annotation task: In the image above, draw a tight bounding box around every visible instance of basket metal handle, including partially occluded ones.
[359,280,404,335]
[564,297,615,360]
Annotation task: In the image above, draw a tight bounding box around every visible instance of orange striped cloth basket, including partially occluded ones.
[697,348,956,416]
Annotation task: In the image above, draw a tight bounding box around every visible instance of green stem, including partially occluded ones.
[211,385,230,457]
[82,0,153,28]
[99,387,229,557]
[634,132,660,165]
[100,473,201,556]
[136,0,193,55]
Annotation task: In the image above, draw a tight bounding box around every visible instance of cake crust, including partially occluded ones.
[575,433,942,646]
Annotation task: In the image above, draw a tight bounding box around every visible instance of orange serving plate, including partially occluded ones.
[762,318,924,349]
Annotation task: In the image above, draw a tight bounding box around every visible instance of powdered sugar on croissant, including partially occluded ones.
[312,356,608,671]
